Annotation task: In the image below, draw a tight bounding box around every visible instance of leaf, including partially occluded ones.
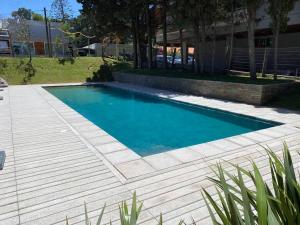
[253,162,268,225]
[237,168,255,225]
[84,202,89,225]
[96,203,106,225]
[66,216,69,225]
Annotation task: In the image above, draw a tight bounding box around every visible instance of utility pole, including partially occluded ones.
[44,7,51,57]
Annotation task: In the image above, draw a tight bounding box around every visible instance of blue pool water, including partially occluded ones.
[46,85,279,156]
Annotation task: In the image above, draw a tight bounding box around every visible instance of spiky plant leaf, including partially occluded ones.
[253,162,268,225]
[96,203,106,225]
[85,202,90,225]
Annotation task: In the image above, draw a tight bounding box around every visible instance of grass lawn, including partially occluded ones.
[1,57,299,110]
[123,68,294,85]
[0,57,130,85]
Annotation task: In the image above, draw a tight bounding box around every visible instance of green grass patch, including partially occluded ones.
[0,57,131,85]
[122,68,293,85]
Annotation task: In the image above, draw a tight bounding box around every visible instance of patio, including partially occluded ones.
[1,83,300,225]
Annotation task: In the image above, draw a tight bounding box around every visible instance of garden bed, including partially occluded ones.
[113,72,295,105]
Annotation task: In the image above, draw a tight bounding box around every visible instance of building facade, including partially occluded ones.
[156,2,300,75]
[0,19,68,57]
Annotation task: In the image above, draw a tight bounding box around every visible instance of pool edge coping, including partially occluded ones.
[35,82,300,182]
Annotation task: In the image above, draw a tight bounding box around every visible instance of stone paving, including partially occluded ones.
[1,83,300,225]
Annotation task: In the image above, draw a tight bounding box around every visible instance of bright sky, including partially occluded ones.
[0,0,82,18]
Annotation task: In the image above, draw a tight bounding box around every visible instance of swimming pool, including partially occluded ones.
[46,85,279,156]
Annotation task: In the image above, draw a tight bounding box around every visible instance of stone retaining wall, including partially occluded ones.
[112,72,294,105]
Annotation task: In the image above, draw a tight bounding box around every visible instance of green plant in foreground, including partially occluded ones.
[86,63,113,82]
[66,191,187,225]
[66,192,143,225]
[203,144,300,225]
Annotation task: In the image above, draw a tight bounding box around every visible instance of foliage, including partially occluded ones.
[267,0,297,80]
[65,192,142,225]
[67,15,97,47]
[16,59,36,84]
[51,0,72,22]
[32,12,44,21]
[267,0,297,32]
[203,144,300,225]
[11,7,32,20]
[58,57,75,65]
[86,63,113,82]
[8,17,30,43]
[66,202,105,225]
[65,191,188,225]
[7,17,32,59]
[0,59,8,74]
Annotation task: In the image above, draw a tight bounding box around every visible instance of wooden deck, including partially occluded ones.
[1,84,300,225]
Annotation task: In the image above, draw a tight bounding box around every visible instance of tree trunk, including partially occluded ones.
[131,18,138,69]
[273,19,280,80]
[171,48,176,68]
[135,14,142,69]
[227,1,235,73]
[193,23,201,74]
[162,0,168,69]
[200,22,206,74]
[179,28,184,68]
[261,47,269,77]
[211,21,217,75]
[146,5,152,69]
[247,6,257,80]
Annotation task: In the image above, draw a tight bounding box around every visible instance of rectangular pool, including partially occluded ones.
[45,85,279,156]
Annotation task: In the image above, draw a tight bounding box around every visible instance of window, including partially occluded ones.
[0,40,9,49]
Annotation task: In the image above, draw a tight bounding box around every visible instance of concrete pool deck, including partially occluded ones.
[1,83,300,225]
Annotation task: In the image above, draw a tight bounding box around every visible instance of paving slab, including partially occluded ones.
[1,84,300,225]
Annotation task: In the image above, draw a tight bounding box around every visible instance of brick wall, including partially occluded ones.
[113,72,294,105]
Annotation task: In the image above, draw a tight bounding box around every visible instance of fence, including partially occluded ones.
[231,47,300,76]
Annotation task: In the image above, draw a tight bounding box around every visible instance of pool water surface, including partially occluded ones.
[46,85,279,156]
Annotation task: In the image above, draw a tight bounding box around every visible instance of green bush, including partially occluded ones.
[0,59,8,74]
[16,59,36,84]
[203,144,300,225]
[86,63,113,82]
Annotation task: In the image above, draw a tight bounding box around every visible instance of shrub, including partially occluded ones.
[16,59,36,84]
[86,63,113,82]
[203,144,300,225]
[0,59,7,74]
[58,57,75,65]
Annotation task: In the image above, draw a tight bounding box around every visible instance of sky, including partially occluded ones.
[0,0,82,18]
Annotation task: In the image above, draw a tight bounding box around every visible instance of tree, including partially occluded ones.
[209,0,227,74]
[243,0,263,80]
[51,0,72,22]
[170,0,188,68]
[183,0,215,74]
[78,0,147,68]
[223,0,243,73]
[161,0,169,69]
[32,13,44,21]
[268,0,297,80]
[11,8,32,20]
[8,16,31,60]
